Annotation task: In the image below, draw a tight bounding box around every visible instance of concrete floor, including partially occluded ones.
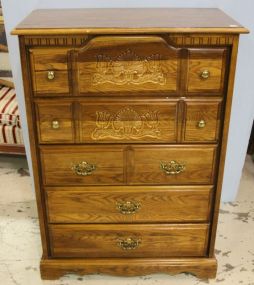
[0,154,253,285]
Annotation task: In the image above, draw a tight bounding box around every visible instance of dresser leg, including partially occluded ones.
[40,257,217,280]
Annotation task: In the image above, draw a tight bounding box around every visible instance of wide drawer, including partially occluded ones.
[73,36,179,95]
[35,98,222,144]
[129,145,217,185]
[46,185,213,223]
[49,224,209,258]
[40,145,125,186]
[80,99,178,143]
[41,145,217,185]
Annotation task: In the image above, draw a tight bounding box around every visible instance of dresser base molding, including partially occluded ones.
[40,257,217,280]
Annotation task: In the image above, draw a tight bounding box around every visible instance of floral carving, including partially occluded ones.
[91,107,161,140]
[92,49,167,86]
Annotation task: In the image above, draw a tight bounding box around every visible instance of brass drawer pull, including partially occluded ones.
[200,70,210,79]
[71,161,96,176]
[160,160,185,175]
[118,237,140,250]
[197,119,206,128]
[116,201,140,215]
[47,70,55,80]
[51,120,60,129]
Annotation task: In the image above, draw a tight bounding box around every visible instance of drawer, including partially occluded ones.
[73,36,179,95]
[35,101,74,143]
[183,99,222,142]
[186,48,227,94]
[35,98,178,144]
[46,185,213,223]
[49,224,209,258]
[31,70,70,94]
[40,145,125,186]
[30,48,69,71]
[79,99,178,143]
[129,145,217,185]
[30,48,70,95]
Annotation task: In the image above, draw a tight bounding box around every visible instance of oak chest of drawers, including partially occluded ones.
[12,8,248,280]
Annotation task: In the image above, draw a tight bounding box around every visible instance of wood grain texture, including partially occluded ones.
[14,7,247,280]
[46,185,213,223]
[31,70,70,94]
[73,36,179,95]
[29,48,69,70]
[49,224,209,258]
[186,48,227,94]
[35,101,75,143]
[40,257,217,279]
[18,36,50,256]
[78,98,178,143]
[40,145,125,186]
[129,145,217,185]
[34,97,222,144]
[11,8,248,35]
[208,35,240,256]
[183,99,222,142]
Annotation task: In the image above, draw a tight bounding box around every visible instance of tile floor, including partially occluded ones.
[0,154,253,285]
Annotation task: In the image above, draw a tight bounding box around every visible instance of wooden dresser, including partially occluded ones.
[12,8,248,280]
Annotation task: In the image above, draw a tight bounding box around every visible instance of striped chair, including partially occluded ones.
[0,85,25,154]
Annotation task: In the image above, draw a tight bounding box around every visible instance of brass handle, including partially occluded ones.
[116,201,140,215]
[118,237,140,250]
[200,70,210,79]
[47,71,55,80]
[160,160,185,175]
[197,120,206,128]
[71,161,96,176]
[51,120,60,129]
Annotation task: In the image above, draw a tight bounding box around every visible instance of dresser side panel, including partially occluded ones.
[19,36,50,257]
[208,35,240,256]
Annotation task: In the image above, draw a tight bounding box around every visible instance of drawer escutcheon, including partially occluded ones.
[160,160,185,175]
[71,161,96,176]
[118,237,141,250]
[47,70,55,80]
[116,201,141,215]
[200,70,210,80]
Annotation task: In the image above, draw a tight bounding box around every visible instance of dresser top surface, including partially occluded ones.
[12,8,248,35]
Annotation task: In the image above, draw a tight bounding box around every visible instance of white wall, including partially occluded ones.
[2,0,253,201]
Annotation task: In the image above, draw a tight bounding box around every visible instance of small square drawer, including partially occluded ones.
[30,48,70,95]
[49,224,209,258]
[183,99,222,142]
[40,145,125,186]
[35,101,74,143]
[186,48,227,94]
[128,145,217,185]
[46,185,213,223]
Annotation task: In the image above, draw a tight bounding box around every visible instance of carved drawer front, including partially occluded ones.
[186,48,227,94]
[46,185,213,223]
[49,224,209,258]
[79,99,178,143]
[35,101,74,143]
[183,99,222,142]
[40,145,125,186]
[129,145,217,185]
[73,36,179,95]
[30,48,70,95]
